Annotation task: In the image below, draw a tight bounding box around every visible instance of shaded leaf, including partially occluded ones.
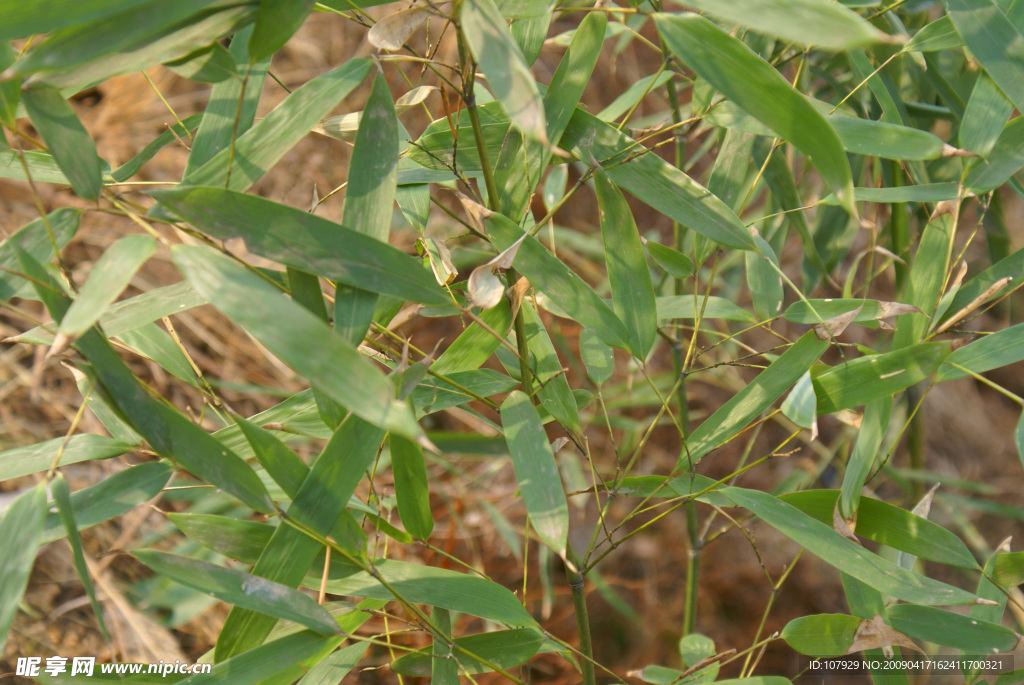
[580,329,614,386]
[22,86,103,199]
[887,604,1018,653]
[0,434,134,482]
[0,483,46,655]
[781,614,859,656]
[52,473,108,641]
[391,628,544,675]
[164,42,237,83]
[390,435,434,539]
[249,0,315,62]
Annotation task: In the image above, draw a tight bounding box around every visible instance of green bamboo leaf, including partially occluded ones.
[656,295,758,322]
[118,323,199,386]
[561,109,756,250]
[112,114,202,182]
[580,328,615,386]
[943,0,1024,115]
[16,3,254,91]
[598,72,673,122]
[59,235,157,336]
[172,245,422,440]
[392,628,544,675]
[184,25,269,176]
[0,483,46,655]
[961,72,1014,157]
[818,183,962,207]
[462,0,548,144]
[780,370,817,431]
[0,0,156,40]
[412,370,518,417]
[432,300,513,374]
[937,323,1024,380]
[164,42,237,83]
[0,42,19,127]
[51,473,108,641]
[0,434,134,481]
[783,299,919,324]
[41,462,172,544]
[390,435,434,540]
[0,208,80,302]
[894,212,955,348]
[184,59,371,191]
[812,343,950,414]
[169,514,275,564]
[484,210,631,351]
[595,168,657,359]
[520,300,580,432]
[248,0,315,62]
[747,236,784,321]
[500,390,569,554]
[993,551,1024,587]
[781,614,860,656]
[0,150,74,185]
[781,490,977,568]
[511,11,552,65]
[683,333,829,467]
[217,419,385,659]
[153,188,447,306]
[1018,411,1024,472]
[185,631,341,685]
[646,240,694,279]
[965,116,1024,191]
[887,604,1017,653]
[237,417,308,499]
[678,0,890,50]
[656,13,854,215]
[320,557,536,626]
[298,642,368,685]
[429,607,458,685]
[407,100,507,172]
[335,73,400,345]
[722,486,978,605]
[904,16,963,52]
[22,86,103,199]
[839,398,891,520]
[134,549,341,635]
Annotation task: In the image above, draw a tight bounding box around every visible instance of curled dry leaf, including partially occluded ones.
[833,498,858,539]
[467,236,525,308]
[815,304,863,340]
[453,190,493,234]
[314,86,436,142]
[936,276,1014,335]
[368,5,431,51]
[836,409,863,429]
[847,615,923,657]
[395,85,437,109]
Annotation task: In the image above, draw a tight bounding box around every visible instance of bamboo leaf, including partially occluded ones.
[961,72,1014,157]
[993,551,1024,587]
[723,487,978,605]
[0,434,134,481]
[172,245,423,440]
[184,58,371,191]
[683,333,829,467]
[392,628,544,675]
[580,329,614,387]
[0,208,80,302]
[0,0,156,40]
[656,13,855,214]
[368,6,430,51]
[645,240,694,279]
[780,370,817,433]
[656,295,757,323]
[462,0,548,144]
[153,188,447,306]
[520,301,581,433]
[965,116,1024,191]
[678,0,891,50]
[887,604,1017,653]
[22,86,103,199]
[484,210,631,351]
[432,300,514,374]
[390,436,434,540]
[781,614,860,656]
[134,549,342,635]
[335,73,400,345]
[595,168,657,359]
[500,390,569,553]
[0,483,46,655]
[298,642,368,685]
[248,0,315,62]
[41,462,172,544]
[937,323,1024,380]
[561,110,756,250]
[59,235,157,336]
[943,0,1024,115]
[812,343,950,414]
[51,473,108,641]
[163,42,236,83]
[839,398,891,520]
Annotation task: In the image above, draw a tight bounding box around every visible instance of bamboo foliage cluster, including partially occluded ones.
[1,0,1024,683]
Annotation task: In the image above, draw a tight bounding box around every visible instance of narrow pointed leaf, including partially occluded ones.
[965,116,1024,192]
[944,0,1024,115]
[0,0,156,40]
[22,86,103,199]
[521,301,580,432]
[839,398,891,519]
[683,333,829,467]
[134,549,341,635]
[887,604,1017,653]
[679,0,890,50]
[153,187,447,306]
[0,208,80,302]
[0,434,134,481]
[938,323,1024,380]
[781,370,817,430]
[500,390,568,553]
[813,343,949,414]
[390,435,434,540]
[723,487,978,605]
[0,483,46,655]
[781,614,860,656]
[595,169,657,359]
[172,245,422,440]
[298,641,368,685]
[164,42,237,83]
[51,473,108,641]
[580,328,614,386]
[655,13,854,214]
[432,300,514,374]
[248,0,315,62]
[60,235,157,336]
[430,607,459,685]
[462,0,547,144]
[961,72,1014,157]
[392,628,544,675]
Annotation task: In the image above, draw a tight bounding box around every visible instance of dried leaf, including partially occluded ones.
[467,238,524,309]
[847,615,923,657]
[936,276,1013,334]
[454,190,494,234]
[815,304,863,340]
[834,499,858,540]
[313,111,361,142]
[836,409,863,429]
[368,5,431,51]
[421,237,457,286]
[396,85,436,110]
[877,301,922,318]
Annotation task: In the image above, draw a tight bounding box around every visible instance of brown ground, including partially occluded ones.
[3,8,1024,685]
